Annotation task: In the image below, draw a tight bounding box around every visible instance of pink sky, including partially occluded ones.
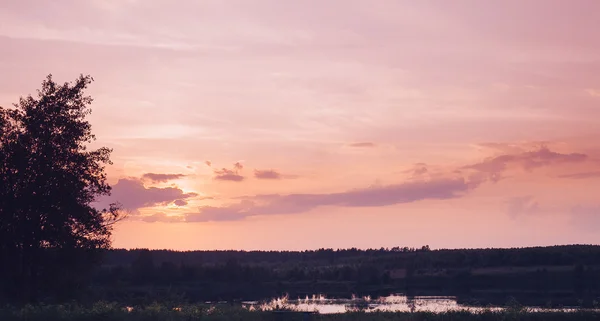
[2,0,600,250]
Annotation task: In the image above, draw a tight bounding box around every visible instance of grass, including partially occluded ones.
[1,302,600,321]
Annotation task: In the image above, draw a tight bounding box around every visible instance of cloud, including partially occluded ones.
[402,163,430,179]
[477,142,526,154]
[558,171,600,179]
[138,213,185,223]
[213,162,245,181]
[94,178,198,211]
[186,200,258,222]
[214,169,245,181]
[183,146,589,223]
[173,199,188,206]
[477,141,552,154]
[254,169,281,179]
[464,146,587,180]
[142,173,186,183]
[130,145,592,224]
[349,142,376,148]
[185,176,480,222]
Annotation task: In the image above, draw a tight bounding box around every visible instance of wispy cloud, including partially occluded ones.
[254,169,282,180]
[138,213,185,223]
[402,163,430,179]
[464,146,587,180]
[349,142,376,148]
[142,173,186,183]
[477,142,542,154]
[185,176,480,222]
[558,171,600,179]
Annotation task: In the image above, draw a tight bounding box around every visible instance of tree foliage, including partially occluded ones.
[0,74,121,303]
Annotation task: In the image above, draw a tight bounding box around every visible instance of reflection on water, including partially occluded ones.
[242,294,586,314]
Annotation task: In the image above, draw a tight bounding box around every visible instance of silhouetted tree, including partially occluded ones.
[0,74,122,303]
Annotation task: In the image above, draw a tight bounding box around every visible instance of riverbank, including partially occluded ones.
[2,302,600,321]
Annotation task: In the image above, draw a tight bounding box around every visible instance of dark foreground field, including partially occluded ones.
[2,303,600,321]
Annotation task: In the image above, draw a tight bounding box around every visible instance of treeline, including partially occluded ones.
[103,245,600,269]
[4,244,600,304]
[92,259,394,303]
[84,245,600,304]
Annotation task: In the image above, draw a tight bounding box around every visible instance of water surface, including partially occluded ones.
[243,294,586,314]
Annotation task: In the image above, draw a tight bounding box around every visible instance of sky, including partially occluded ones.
[1,0,600,250]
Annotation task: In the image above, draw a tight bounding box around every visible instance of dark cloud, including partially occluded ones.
[214,169,245,181]
[94,178,198,211]
[349,142,376,148]
[464,147,587,179]
[173,199,188,206]
[254,169,282,180]
[185,177,480,222]
[214,162,245,181]
[142,173,186,183]
[558,171,600,179]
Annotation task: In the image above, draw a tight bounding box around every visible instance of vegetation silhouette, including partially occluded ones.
[89,245,600,306]
[0,74,123,303]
